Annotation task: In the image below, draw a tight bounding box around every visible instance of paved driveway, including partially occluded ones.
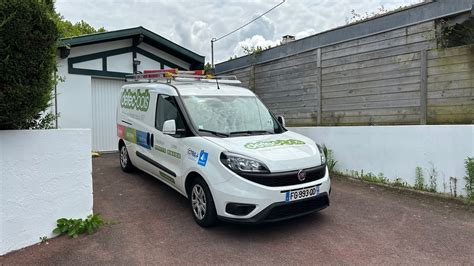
[1,153,473,264]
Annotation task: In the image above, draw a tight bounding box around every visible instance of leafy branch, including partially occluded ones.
[53,214,114,238]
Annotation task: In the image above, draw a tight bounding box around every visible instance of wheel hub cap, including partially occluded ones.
[120,146,128,168]
[191,185,206,220]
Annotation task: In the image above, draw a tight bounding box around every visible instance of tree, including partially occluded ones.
[0,0,59,129]
[203,62,213,75]
[54,16,106,38]
[241,45,272,56]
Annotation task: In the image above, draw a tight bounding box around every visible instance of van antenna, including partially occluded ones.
[215,75,220,90]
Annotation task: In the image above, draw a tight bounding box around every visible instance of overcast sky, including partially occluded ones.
[56,0,422,64]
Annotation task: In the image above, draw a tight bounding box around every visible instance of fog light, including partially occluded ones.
[226,203,256,216]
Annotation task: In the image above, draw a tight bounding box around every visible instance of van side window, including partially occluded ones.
[155,95,186,136]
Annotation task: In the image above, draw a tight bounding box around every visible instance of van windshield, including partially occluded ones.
[181,95,284,137]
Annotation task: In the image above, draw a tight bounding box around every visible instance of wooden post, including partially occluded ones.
[250,65,256,91]
[420,49,428,125]
[316,48,322,125]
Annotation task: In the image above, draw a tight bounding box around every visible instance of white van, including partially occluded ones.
[117,70,330,227]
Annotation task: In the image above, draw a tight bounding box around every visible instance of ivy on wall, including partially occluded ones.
[438,17,474,48]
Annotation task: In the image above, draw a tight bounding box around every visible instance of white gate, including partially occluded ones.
[91,78,126,151]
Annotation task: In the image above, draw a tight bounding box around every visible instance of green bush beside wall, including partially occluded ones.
[0,0,58,129]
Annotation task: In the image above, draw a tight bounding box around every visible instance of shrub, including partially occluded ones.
[322,145,338,172]
[53,214,109,238]
[427,162,438,193]
[465,157,474,204]
[0,0,59,129]
[414,166,425,190]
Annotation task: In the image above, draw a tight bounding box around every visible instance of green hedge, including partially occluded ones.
[0,0,58,129]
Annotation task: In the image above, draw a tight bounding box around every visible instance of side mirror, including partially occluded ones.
[162,119,176,135]
[277,115,286,127]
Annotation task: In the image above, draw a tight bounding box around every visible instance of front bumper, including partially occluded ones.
[219,192,329,224]
[211,165,331,223]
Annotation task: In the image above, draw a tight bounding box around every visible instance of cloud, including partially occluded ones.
[55,0,424,64]
[238,15,276,41]
[233,35,280,58]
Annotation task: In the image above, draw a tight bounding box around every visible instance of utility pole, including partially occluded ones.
[211,38,216,69]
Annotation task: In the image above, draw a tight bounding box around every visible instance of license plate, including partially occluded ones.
[285,186,319,202]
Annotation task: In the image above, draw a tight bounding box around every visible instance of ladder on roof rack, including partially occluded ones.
[125,69,240,84]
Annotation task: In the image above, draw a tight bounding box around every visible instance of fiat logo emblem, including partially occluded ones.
[297,170,306,181]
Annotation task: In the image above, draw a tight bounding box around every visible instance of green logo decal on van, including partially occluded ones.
[244,139,305,149]
[121,89,150,112]
[124,127,137,143]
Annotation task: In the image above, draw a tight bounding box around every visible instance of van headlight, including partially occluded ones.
[220,152,270,173]
[316,144,326,165]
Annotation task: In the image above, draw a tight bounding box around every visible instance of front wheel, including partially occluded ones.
[190,178,217,227]
[119,143,134,172]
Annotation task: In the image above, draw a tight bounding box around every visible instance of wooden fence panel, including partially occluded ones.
[320,21,436,125]
[218,22,473,126]
[427,45,474,124]
[249,49,320,125]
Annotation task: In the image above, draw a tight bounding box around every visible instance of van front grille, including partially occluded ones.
[238,164,326,187]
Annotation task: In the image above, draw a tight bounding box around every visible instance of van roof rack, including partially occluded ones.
[125,69,241,84]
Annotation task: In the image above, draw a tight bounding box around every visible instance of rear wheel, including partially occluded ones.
[119,143,134,172]
[190,178,217,227]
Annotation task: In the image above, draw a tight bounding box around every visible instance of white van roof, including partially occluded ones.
[122,82,255,97]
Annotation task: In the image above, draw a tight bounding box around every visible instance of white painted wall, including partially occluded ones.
[0,129,93,255]
[56,58,92,129]
[73,58,103,71]
[137,53,161,72]
[0,136,3,251]
[107,53,133,73]
[290,125,474,196]
[69,39,132,58]
[138,42,191,69]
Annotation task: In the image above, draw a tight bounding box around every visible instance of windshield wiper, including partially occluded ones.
[198,129,230,137]
[229,130,274,136]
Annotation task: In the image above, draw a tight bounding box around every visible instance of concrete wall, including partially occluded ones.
[290,125,474,196]
[0,129,93,255]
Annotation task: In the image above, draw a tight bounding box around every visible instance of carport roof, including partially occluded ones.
[59,26,204,65]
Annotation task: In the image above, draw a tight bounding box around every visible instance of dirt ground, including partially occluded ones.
[1,153,473,264]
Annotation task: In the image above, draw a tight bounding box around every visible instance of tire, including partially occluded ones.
[119,143,134,172]
[190,177,218,227]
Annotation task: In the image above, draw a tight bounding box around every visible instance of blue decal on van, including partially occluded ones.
[198,150,208,166]
[136,130,151,149]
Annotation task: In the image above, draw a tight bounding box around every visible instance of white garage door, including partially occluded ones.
[91,78,126,151]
